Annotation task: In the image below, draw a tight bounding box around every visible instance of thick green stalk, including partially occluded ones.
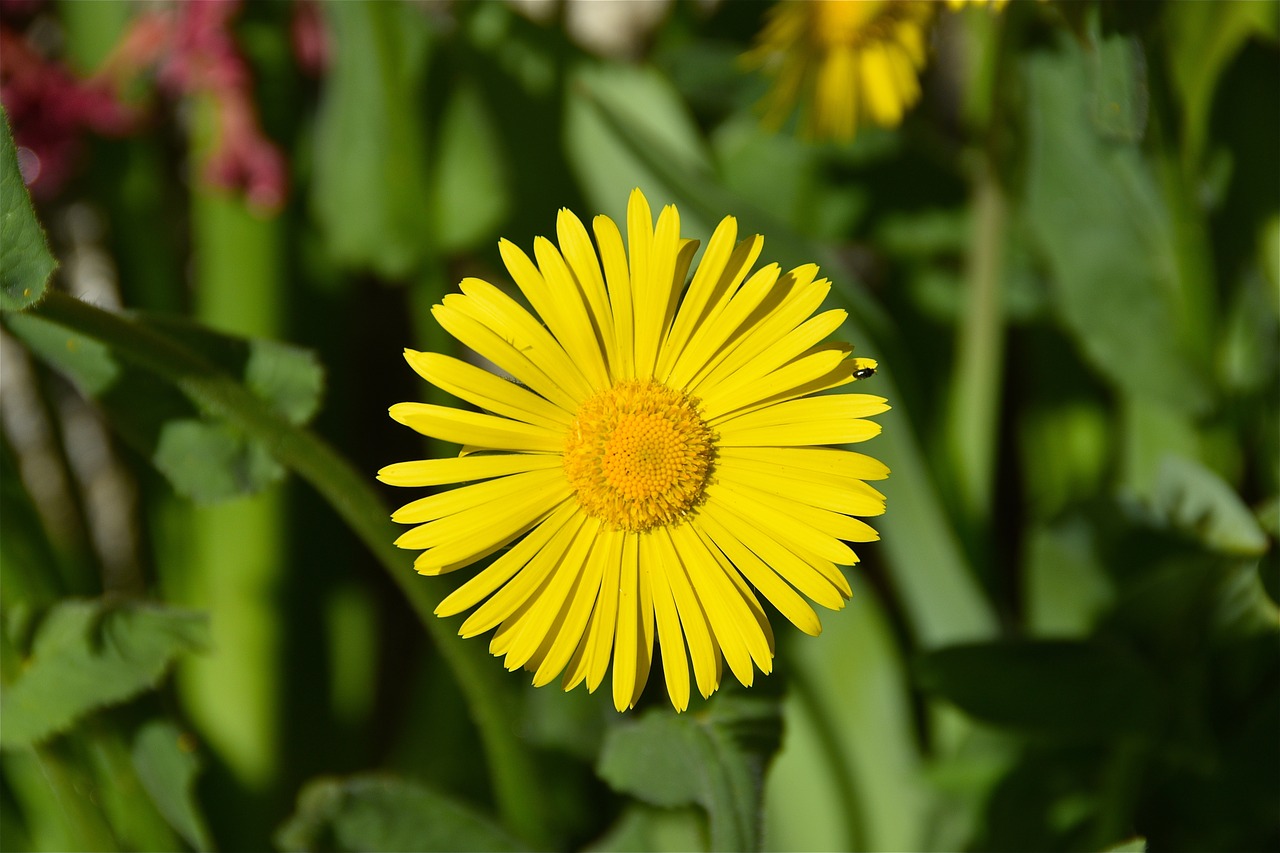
[30,292,548,847]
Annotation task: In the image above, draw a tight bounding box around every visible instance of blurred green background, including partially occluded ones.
[1,1,1277,851]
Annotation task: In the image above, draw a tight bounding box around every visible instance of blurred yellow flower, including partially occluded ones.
[381,189,889,712]
[946,0,1011,9]
[746,0,935,142]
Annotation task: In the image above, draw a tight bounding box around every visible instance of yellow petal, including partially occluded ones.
[701,500,848,611]
[556,208,618,376]
[705,481,858,569]
[436,503,580,617]
[389,403,564,453]
[654,529,719,700]
[458,510,587,637]
[532,237,611,388]
[719,446,890,483]
[391,468,566,525]
[594,212,636,380]
[505,517,601,672]
[693,512,822,637]
[432,301,582,412]
[642,532,691,712]
[664,234,766,389]
[403,349,573,429]
[377,453,560,488]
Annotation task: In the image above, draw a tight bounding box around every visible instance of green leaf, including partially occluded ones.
[916,640,1166,738]
[588,804,707,853]
[432,80,511,253]
[1024,37,1212,413]
[1166,1,1279,169]
[0,109,57,311]
[152,419,283,501]
[4,311,323,502]
[0,599,208,749]
[712,115,867,241]
[1023,517,1115,638]
[597,690,781,852]
[1088,35,1148,142]
[131,719,215,852]
[763,575,927,852]
[275,774,523,853]
[0,433,63,613]
[1104,837,1148,853]
[564,60,717,237]
[1150,456,1269,556]
[311,1,434,278]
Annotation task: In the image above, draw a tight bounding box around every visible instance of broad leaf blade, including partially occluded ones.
[1025,37,1212,413]
[0,599,208,749]
[131,720,215,852]
[1150,456,1269,556]
[565,60,717,237]
[916,640,1165,738]
[311,2,434,278]
[597,690,782,852]
[0,109,56,311]
[275,774,523,853]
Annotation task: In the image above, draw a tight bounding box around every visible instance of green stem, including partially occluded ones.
[29,292,548,847]
[946,169,1006,529]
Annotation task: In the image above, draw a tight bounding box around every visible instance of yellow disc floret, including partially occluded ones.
[563,379,715,532]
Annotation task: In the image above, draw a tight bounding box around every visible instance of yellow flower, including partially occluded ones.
[380,189,889,712]
[746,0,935,142]
[946,0,1010,9]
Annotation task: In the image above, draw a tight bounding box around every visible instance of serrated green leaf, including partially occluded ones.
[4,310,323,502]
[0,109,56,312]
[597,690,781,852]
[312,1,433,278]
[1025,38,1211,413]
[131,719,214,852]
[1151,456,1269,556]
[275,774,523,853]
[0,599,208,749]
[153,419,283,504]
[916,640,1165,738]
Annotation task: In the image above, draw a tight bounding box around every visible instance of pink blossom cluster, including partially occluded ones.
[1,0,323,210]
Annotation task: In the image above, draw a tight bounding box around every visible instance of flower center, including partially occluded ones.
[563,379,715,532]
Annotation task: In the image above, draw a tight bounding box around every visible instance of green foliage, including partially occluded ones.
[0,599,207,749]
[131,720,215,852]
[275,775,523,852]
[565,61,717,236]
[598,690,781,852]
[1025,33,1211,414]
[311,1,434,277]
[918,640,1165,738]
[0,110,55,311]
[3,311,323,502]
[1,1,1276,851]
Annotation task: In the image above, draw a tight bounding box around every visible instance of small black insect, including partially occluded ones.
[853,366,876,380]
